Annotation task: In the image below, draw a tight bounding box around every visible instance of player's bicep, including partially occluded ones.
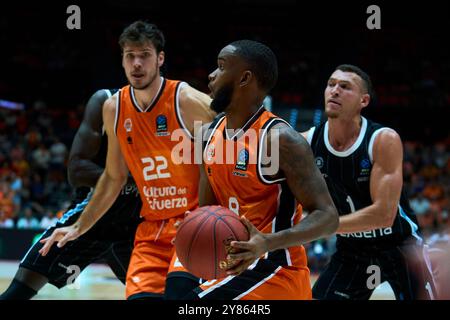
[68,90,107,161]
[179,85,216,135]
[370,130,403,222]
[103,97,128,181]
[278,127,335,213]
[69,122,102,162]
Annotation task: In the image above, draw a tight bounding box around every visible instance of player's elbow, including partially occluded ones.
[67,158,82,187]
[104,168,128,188]
[377,203,397,228]
[323,205,340,236]
[381,209,397,228]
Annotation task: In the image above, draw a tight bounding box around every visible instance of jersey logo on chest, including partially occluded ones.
[358,158,371,182]
[155,114,170,137]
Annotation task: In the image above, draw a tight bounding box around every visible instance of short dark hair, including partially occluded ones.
[335,64,374,97]
[119,21,165,53]
[229,40,278,92]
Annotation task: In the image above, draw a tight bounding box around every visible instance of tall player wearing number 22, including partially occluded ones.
[38,21,215,300]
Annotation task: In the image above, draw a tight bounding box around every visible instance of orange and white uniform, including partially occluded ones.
[169,106,311,300]
[115,77,199,298]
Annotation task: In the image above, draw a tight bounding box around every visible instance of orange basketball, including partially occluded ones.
[174,205,249,280]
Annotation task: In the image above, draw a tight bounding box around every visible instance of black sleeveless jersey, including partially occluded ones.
[308,116,422,249]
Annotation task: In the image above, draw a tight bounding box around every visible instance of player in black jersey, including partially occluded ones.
[303,64,437,300]
[0,89,142,300]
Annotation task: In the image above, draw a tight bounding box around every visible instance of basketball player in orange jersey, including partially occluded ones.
[38,21,216,300]
[165,40,339,300]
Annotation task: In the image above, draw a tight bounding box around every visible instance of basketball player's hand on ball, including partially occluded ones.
[225,217,269,275]
[38,224,81,256]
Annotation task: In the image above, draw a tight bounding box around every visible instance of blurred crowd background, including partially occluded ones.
[0,1,449,271]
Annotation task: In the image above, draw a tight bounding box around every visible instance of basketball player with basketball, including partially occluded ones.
[165,40,339,300]
[303,64,437,300]
[38,21,216,300]
[0,89,143,300]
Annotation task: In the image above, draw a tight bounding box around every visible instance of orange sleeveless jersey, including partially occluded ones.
[203,107,308,269]
[116,78,199,221]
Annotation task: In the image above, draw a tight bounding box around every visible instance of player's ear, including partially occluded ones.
[361,93,370,109]
[158,51,165,68]
[239,70,252,87]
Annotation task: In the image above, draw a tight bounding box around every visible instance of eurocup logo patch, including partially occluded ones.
[235,149,249,171]
[315,157,324,169]
[360,158,370,169]
[124,118,133,144]
[124,118,132,132]
[156,114,169,136]
[359,158,371,178]
[206,144,215,161]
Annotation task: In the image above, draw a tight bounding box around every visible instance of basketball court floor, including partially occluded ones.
[0,260,395,300]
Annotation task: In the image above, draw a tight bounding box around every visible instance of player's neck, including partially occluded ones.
[133,76,163,108]
[226,101,263,131]
[327,116,362,151]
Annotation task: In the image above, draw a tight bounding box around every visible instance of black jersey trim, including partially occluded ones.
[196,259,281,300]
[266,181,297,266]
[224,105,266,141]
[129,77,166,113]
[256,117,290,185]
[173,82,194,141]
[202,115,226,155]
[114,90,121,136]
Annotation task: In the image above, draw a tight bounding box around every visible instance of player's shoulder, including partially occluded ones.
[86,89,119,111]
[265,121,310,152]
[102,91,120,119]
[178,82,216,123]
[90,89,113,103]
[373,127,402,148]
[179,83,212,109]
[179,82,209,99]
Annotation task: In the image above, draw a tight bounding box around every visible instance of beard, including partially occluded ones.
[210,83,234,113]
[325,108,339,119]
[129,62,159,90]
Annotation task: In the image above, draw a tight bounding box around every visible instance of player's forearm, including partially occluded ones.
[264,207,338,252]
[337,203,396,233]
[74,171,126,234]
[68,158,104,188]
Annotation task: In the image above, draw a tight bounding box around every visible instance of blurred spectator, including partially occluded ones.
[49,136,68,170]
[410,193,431,216]
[0,180,15,219]
[0,209,14,228]
[40,210,58,229]
[29,172,46,205]
[17,207,40,229]
[433,143,449,169]
[25,126,42,150]
[423,179,445,202]
[9,171,23,210]
[31,143,51,174]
